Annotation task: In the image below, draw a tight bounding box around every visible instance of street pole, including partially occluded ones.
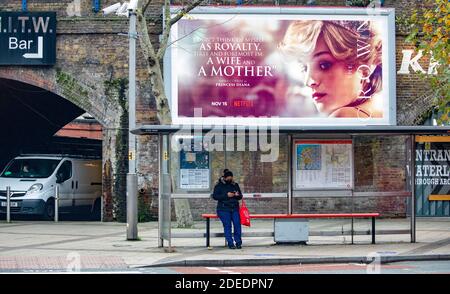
[6,186,11,223]
[410,134,416,243]
[55,185,59,222]
[126,10,138,240]
[287,134,293,214]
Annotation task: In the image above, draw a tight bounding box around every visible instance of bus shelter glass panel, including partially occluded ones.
[293,135,412,244]
[354,135,411,244]
[224,134,289,194]
[170,134,225,194]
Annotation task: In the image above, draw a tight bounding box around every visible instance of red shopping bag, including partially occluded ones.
[239,199,251,227]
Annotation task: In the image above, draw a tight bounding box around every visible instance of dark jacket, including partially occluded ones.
[210,177,225,199]
[212,180,243,211]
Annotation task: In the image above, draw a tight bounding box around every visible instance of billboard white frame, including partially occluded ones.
[165,6,397,126]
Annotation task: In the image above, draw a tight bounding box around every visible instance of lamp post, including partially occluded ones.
[127,6,138,241]
[102,1,139,240]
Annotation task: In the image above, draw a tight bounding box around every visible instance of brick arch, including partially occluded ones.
[0,67,121,128]
[0,66,127,222]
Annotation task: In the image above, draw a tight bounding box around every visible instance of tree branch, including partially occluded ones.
[142,0,153,13]
[169,0,205,27]
[165,15,237,55]
[136,10,158,65]
[137,0,206,124]
[156,0,172,61]
[156,0,205,61]
[137,5,172,124]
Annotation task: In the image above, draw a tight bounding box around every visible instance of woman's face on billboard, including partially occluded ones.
[301,35,361,116]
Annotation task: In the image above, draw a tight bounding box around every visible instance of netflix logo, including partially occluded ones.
[233,100,253,108]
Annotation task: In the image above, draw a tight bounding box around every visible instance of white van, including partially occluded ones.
[0,155,102,220]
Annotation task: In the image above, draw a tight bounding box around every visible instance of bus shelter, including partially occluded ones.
[132,125,450,250]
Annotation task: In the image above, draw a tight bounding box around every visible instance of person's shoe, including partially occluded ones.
[228,245,236,249]
[236,244,242,249]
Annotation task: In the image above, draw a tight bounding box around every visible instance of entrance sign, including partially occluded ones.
[294,139,353,190]
[167,7,396,126]
[415,137,450,216]
[415,143,450,188]
[0,12,56,65]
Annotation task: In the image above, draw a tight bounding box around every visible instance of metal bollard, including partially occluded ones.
[126,173,138,240]
[54,185,59,222]
[6,186,11,223]
[100,196,104,222]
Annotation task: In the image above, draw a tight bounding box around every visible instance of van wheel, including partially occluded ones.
[91,198,101,221]
[43,199,55,221]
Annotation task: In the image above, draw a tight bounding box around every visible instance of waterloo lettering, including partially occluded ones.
[415,143,450,192]
[0,12,56,65]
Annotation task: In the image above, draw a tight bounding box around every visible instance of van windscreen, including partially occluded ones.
[1,159,61,179]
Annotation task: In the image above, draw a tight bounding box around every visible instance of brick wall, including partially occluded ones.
[0,4,158,221]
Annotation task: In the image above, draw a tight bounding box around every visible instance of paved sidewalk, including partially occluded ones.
[0,218,449,270]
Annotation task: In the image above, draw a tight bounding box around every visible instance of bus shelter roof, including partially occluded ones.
[132,125,450,136]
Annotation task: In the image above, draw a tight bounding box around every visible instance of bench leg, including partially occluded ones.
[372,217,376,244]
[351,218,354,245]
[206,218,210,248]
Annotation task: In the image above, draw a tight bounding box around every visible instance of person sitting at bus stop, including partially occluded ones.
[210,169,230,199]
[216,169,229,185]
[212,170,243,249]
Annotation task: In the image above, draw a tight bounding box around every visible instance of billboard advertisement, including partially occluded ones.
[168,7,396,126]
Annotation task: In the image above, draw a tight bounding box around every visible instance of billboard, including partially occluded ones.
[168,7,396,126]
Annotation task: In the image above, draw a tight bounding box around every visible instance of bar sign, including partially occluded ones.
[0,12,56,65]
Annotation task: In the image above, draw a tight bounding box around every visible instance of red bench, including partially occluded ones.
[201,213,380,247]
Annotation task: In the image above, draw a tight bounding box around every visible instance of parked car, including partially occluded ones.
[0,155,102,220]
